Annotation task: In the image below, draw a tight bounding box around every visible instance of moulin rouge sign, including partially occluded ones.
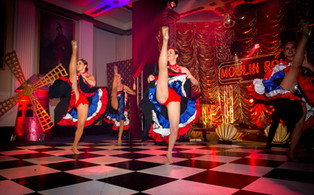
[218,54,280,85]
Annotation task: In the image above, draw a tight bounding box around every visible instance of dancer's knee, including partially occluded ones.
[156,89,168,105]
[157,96,168,105]
[169,121,179,135]
[170,128,178,137]
[76,121,85,131]
[111,100,118,110]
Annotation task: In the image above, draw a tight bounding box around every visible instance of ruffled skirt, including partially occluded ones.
[141,74,201,142]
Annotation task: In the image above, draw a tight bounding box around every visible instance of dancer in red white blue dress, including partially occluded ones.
[104,65,136,144]
[49,41,109,154]
[249,22,313,161]
[141,27,200,164]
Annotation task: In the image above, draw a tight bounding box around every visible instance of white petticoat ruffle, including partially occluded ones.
[253,79,265,95]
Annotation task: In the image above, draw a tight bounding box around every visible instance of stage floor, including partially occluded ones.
[0,135,314,195]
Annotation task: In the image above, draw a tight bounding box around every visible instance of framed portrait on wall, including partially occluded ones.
[39,11,74,75]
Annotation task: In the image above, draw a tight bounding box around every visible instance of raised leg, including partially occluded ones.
[156,26,169,104]
[281,24,310,92]
[69,40,79,101]
[111,65,119,110]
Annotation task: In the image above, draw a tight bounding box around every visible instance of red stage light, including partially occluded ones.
[169,0,178,8]
[249,98,254,103]
[254,44,260,49]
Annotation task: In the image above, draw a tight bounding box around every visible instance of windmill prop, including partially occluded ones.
[0,51,68,141]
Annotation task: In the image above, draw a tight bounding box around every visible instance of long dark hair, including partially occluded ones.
[276,41,296,60]
[79,58,88,72]
[168,47,179,63]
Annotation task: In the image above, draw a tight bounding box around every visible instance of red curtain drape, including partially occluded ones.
[131,0,167,138]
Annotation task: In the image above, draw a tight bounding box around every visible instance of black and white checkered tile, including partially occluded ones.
[0,137,314,195]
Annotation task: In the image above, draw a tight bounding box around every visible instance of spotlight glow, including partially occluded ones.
[169,0,178,8]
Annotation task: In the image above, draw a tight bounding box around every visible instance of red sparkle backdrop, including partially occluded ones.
[160,1,301,129]
[130,0,313,135]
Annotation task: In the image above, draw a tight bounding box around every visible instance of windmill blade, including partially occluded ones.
[0,94,21,118]
[3,51,27,86]
[32,64,68,90]
[29,95,54,131]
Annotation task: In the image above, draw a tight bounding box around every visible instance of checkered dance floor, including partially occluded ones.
[1,137,314,195]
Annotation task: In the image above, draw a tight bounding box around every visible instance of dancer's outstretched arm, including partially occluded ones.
[147,74,155,83]
[181,67,199,86]
[81,72,96,87]
[124,85,136,95]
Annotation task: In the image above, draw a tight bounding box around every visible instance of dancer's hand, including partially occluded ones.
[81,72,88,79]
[161,26,169,41]
[181,67,191,78]
[71,40,77,50]
[147,74,155,82]
[186,72,192,79]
